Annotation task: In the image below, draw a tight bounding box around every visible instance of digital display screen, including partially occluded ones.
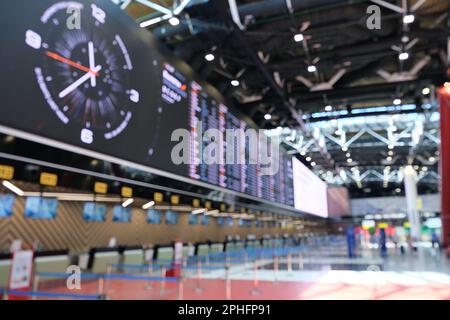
[0,0,298,210]
[165,210,178,225]
[292,157,328,218]
[188,214,199,225]
[0,194,15,218]
[147,209,161,224]
[83,202,106,222]
[112,205,131,222]
[25,197,58,220]
[201,215,210,226]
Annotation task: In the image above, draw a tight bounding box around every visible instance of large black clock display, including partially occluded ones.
[26,1,140,144]
[0,0,190,176]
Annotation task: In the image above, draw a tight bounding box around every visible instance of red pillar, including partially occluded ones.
[439,86,450,247]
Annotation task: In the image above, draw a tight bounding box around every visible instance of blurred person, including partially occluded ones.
[431,231,440,250]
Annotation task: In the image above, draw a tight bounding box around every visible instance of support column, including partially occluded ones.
[439,86,450,247]
[403,165,421,241]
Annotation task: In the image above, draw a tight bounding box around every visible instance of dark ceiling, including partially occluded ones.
[130,0,449,197]
[133,0,450,127]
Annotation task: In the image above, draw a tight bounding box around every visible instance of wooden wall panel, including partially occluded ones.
[0,196,292,253]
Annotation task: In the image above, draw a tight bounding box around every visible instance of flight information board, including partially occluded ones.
[188,81,294,206]
[0,0,298,209]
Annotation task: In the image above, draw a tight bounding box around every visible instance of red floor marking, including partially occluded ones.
[37,278,450,300]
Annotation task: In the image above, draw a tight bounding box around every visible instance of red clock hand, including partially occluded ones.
[46,51,100,76]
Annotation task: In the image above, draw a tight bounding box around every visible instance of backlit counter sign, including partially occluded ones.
[9,250,33,290]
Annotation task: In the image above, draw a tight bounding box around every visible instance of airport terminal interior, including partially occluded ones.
[0,0,450,301]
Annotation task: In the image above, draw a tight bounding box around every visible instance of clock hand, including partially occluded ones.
[59,65,102,99]
[88,42,97,87]
[46,51,99,76]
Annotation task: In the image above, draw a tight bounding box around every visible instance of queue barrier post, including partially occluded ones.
[159,266,166,297]
[32,274,40,301]
[287,253,293,274]
[225,264,231,300]
[146,262,153,289]
[177,273,184,300]
[97,274,105,298]
[195,260,203,293]
[273,255,279,284]
[250,258,260,296]
[298,251,304,270]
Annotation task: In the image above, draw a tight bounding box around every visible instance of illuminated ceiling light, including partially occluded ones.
[388,144,394,150]
[324,105,333,112]
[413,165,419,170]
[264,113,272,120]
[403,14,415,24]
[293,33,304,42]
[342,146,348,152]
[311,162,316,166]
[204,53,215,62]
[300,150,306,156]
[122,198,134,208]
[429,156,436,162]
[422,166,428,172]
[168,16,180,26]
[192,208,206,215]
[307,65,317,73]
[142,201,155,210]
[2,180,24,196]
[421,87,430,95]
[393,98,402,105]
[386,156,393,161]
[388,151,393,156]
[205,209,219,216]
[306,156,312,162]
[231,79,240,87]
[399,52,409,61]
[395,188,401,193]
[347,158,353,163]
[346,153,351,158]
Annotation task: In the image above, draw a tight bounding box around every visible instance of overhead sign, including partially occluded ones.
[94,182,108,194]
[154,192,164,203]
[192,199,200,208]
[121,186,133,198]
[40,172,58,186]
[0,165,14,180]
[170,195,180,205]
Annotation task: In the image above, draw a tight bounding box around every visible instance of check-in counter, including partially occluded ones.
[196,243,210,257]
[122,248,144,265]
[88,248,120,274]
[0,254,11,288]
[155,246,173,261]
[34,250,70,279]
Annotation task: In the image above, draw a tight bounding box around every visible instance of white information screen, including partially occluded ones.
[292,157,328,218]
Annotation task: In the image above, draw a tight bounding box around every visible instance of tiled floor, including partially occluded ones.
[25,246,450,300]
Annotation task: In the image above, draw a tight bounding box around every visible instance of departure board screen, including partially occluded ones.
[188,81,295,206]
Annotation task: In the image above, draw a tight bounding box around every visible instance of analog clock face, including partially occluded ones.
[25,1,140,145]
